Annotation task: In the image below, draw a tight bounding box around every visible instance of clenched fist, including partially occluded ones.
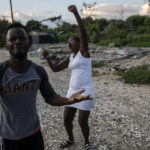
[68,5,78,13]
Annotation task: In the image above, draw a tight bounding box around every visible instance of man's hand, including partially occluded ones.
[67,89,93,104]
[47,89,93,106]
[68,5,78,13]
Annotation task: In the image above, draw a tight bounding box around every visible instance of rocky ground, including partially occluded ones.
[0,45,150,150]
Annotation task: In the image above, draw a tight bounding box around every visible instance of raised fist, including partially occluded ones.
[68,5,78,13]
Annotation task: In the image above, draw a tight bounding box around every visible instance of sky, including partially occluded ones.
[0,0,149,28]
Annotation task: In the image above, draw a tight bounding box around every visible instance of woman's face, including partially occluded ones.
[68,37,80,52]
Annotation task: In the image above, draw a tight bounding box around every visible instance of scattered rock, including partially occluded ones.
[0,45,150,150]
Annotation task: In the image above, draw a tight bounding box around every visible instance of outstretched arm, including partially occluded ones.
[49,89,92,106]
[39,66,92,106]
[68,5,90,58]
[42,49,69,72]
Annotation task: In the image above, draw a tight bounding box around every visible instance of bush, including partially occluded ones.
[127,42,150,47]
[97,39,112,46]
[117,65,150,84]
[89,31,99,43]
[92,61,105,68]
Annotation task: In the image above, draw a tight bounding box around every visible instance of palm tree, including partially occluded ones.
[10,0,14,22]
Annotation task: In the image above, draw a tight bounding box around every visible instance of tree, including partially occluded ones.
[26,20,42,32]
[125,15,146,32]
[97,18,109,31]
[0,19,10,47]
[89,30,99,43]
[82,17,94,26]
[144,16,150,26]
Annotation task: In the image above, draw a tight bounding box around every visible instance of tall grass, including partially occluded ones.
[117,65,150,84]
[92,61,105,68]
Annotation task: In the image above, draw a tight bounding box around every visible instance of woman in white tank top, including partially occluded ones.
[42,5,95,150]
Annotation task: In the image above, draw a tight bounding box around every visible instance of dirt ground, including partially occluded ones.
[0,48,150,150]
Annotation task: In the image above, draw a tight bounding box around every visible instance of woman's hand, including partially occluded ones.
[68,5,78,13]
[42,49,49,59]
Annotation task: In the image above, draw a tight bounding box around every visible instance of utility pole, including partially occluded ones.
[120,5,125,20]
[10,0,14,22]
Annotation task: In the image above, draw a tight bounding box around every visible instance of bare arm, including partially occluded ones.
[68,5,90,58]
[49,89,92,106]
[42,49,69,72]
[39,67,93,106]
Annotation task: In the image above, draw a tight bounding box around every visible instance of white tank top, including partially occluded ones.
[68,51,94,91]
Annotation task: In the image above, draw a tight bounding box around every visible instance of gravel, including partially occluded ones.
[0,46,150,150]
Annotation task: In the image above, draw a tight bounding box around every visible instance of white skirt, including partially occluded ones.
[66,88,95,111]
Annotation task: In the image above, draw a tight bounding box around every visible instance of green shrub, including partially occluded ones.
[127,42,150,47]
[89,31,99,43]
[92,61,105,68]
[97,39,112,46]
[117,65,150,84]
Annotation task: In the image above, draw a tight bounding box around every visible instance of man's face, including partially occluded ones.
[6,27,30,59]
